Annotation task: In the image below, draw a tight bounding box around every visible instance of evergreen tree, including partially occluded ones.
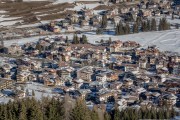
[104,112,111,120]
[101,15,108,28]
[113,107,120,120]
[0,39,4,48]
[125,23,130,34]
[151,108,157,119]
[70,99,91,120]
[81,35,88,44]
[122,25,127,34]
[32,90,35,96]
[147,20,151,31]
[151,18,157,31]
[162,18,168,30]
[136,16,141,26]
[115,21,124,35]
[96,28,103,35]
[100,39,104,43]
[141,21,147,32]
[26,89,29,96]
[159,18,170,31]
[65,36,69,43]
[115,24,119,35]
[35,43,42,53]
[119,22,124,35]
[19,102,27,120]
[122,23,130,34]
[158,19,163,31]
[108,37,112,44]
[172,13,174,20]
[90,109,99,120]
[133,23,139,33]
[175,24,179,29]
[72,34,79,44]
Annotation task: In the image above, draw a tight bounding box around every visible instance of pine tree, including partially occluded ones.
[141,21,147,32]
[151,18,157,31]
[119,22,124,35]
[136,16,141,26]
[81,35,88,44]
[108,37,112,44]
[32,90,35,96]
[19,102,27,120]
[162,18,167,30]
[72,34,79,44]
[159,18,170,31]
[133,23,139,33]
[101,15,107,28]
[90,109,99,120]
[170,108,176,118]
[123,23,130,34]
[125,23,130,34]
[65,36,69,43]
[175,24,179,29]
[115,24,119,35]
[104,112,111,120]
[172,13,174,20]
[6,102,13,120]
[151,108,157,119]
[147,20,151,31]
[113,107,120,120]
[100,39,104,43]
[70,99,91,120]
[116,21,124,35]
[26,89,29,96]
[35,43,42,53]
[123,25,127,34]
[96,28,103,35]
[158,19,162,31]
[0,39,4,48]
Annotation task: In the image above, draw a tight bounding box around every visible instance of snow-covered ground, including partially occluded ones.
[68,3,101,11]
[20,0,98,3]
[4,29,180,53]
[25,82,61,100]
[0,15,22,26]
[0,97,13,104]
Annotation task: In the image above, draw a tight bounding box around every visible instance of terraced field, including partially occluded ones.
[0,1,74,26]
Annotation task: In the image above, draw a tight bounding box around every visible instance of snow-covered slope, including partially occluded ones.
[22,0,96,3]
[85,29,180,53]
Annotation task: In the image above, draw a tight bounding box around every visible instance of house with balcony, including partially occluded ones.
[0,78,13,90]
[77,66,94,82]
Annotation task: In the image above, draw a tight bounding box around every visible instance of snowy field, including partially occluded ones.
[0,97,13,104]
[4,29,180,53]
[0,15,22,26]
[13,0,98,3]
[25,82,61,100]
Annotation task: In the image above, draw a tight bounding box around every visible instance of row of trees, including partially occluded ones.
[72,34,88,44]
[113,107,176,120]
[0,97,177,120]
[158,18,171,31]
[115,22,130,35]
[115,17,170,35]
[96,14,172,35]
